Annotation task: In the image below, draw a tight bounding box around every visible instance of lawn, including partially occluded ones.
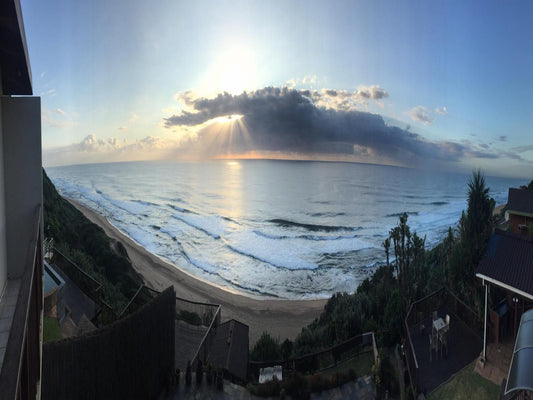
[43,317,62,342]
[428,361,499,400]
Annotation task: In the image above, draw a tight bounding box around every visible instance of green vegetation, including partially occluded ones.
[428,362,499,400]
[320,351,373,379]
[261,170,497,367]
[43,169,142,314]
[43,317,62,342]
[177,310,202,326]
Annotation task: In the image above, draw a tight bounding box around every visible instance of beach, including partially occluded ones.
[67,198,327,345]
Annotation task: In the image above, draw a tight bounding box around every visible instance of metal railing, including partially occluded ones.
[0,207,42,400]
[249,331,376,381]
[124,286,222,370]
[190,303,221,369]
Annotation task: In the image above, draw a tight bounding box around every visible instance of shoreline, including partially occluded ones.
[66,197,327,344]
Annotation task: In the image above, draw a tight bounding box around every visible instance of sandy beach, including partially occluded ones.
[67,198,327,345]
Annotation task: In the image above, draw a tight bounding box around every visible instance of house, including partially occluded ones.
[506,188,533,235]
[0,0,44,398]
[475,229,533,387]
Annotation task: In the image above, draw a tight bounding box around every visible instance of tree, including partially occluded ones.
[387,213,426,310]
[528,179,533,190]
[449,170,494,303]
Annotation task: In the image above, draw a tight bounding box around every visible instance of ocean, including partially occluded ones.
[46,160,523,300]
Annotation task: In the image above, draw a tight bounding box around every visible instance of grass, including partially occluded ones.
[319,349,375,378]
[43,317,62,342]
[428,361,499,400]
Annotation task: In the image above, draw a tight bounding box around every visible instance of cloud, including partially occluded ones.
[41,108,77,129]
[435,106,448,115]
[498,135,507,142]
[43,134,184,167]
[356,85,389,100]
[162,86,502,168]
[408,106,433,125]
[118,126,127,131]
[129,113,139,122]
[286,75,318,88]
[512,144,533,153]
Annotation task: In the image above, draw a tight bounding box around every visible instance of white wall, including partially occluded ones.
[1,96,42,279]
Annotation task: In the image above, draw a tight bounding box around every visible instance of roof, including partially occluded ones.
[0,0,32,95]
[208,319,249,381]
[476,229,533,300]
[505,309,533,395]
[508,188,533,217]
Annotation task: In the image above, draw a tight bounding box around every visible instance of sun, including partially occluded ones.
[209,114,244,124]
[201,45,258,95]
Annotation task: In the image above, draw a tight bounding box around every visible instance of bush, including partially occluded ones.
[309,373,324,393]
[283,372,310,399]
[178,310,202,326]
[247,377,281,397]
[250,332,282,362]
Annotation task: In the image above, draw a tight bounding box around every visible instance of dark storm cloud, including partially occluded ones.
[164,87,500,165]
[499,135,507,142]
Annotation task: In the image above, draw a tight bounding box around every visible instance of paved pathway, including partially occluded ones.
[163,374,375,399]
[475,338,513,386]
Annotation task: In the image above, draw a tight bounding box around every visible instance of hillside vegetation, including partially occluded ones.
[43,169,142,313]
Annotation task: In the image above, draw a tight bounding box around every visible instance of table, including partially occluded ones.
[433,317,446,333]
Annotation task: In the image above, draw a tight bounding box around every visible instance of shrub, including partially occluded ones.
[283,372,310,399]
[178,310,202,326]
[250,332,282,362]
[309,373,324,393]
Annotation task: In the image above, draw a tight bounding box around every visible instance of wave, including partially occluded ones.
[168,204,195,214]
[226,243,316,270]
[180,249,220,275]
[171,213,227,239]
[99,194,153,215]
[385,212,419,217]
[253,230,359,241]
[309,212,346,218]
[268,218,360,232]
[225,230,375,271]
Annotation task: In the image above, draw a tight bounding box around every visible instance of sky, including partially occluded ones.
[21,0,533,178]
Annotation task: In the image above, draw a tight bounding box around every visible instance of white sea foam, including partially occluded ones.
[224,230,375,270]
[171,213,230,239]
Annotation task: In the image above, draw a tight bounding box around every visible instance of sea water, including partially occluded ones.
[46,160,522,299]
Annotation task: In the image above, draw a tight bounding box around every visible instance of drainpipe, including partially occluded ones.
[483,280,487,362]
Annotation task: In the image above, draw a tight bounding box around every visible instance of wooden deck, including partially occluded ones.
[409,308,483,394]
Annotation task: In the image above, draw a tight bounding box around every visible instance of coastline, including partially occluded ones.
[66,197,327,344]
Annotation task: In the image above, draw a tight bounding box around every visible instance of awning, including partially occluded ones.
[505,309,533,395]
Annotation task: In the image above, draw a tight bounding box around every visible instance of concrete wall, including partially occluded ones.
[0,96,42,279]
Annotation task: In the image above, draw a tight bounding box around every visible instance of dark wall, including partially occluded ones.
[42,287,175,400]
